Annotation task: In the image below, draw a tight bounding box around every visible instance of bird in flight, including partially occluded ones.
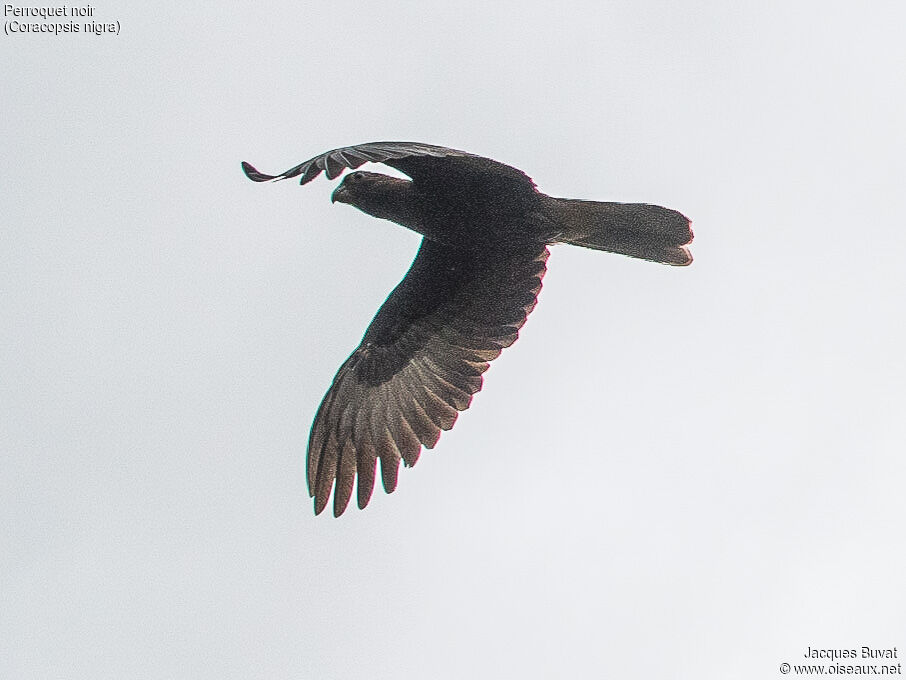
[241,141,693,516]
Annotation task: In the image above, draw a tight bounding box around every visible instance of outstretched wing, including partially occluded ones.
[241,140,536,194]
[309,238,549,516]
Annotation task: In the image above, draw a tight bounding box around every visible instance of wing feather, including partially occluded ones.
[352,406,377,511]
[410,358,473,412]
[307,238,548,515]
[333,437,357,516]
[240,141,535,194]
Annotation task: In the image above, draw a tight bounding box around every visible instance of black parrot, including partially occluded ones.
[241,142,693,516]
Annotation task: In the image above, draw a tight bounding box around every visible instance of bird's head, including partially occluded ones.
[331,171,414,224]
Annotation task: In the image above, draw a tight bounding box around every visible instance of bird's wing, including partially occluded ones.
[241,141,536,193]
[308,237,549,516]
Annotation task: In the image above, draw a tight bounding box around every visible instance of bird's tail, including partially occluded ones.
[545,197,694,266]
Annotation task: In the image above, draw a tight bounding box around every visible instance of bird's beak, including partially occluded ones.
[331,184,349,204]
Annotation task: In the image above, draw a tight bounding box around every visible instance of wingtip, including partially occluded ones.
[313,494,329,516]
[241,160,276,182]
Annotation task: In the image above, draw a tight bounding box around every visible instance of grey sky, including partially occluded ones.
[3,2,905,678]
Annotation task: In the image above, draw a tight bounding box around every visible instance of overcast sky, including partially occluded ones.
[3,2,905,679]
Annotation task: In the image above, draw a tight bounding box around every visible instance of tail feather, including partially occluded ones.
[546,197,694,266]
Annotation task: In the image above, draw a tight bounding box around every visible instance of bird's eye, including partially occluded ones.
[349,171,364,182]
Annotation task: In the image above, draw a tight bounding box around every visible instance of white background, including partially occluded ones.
[3,2,905,678]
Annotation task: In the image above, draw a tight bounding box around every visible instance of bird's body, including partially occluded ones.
[241,142,693,516]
